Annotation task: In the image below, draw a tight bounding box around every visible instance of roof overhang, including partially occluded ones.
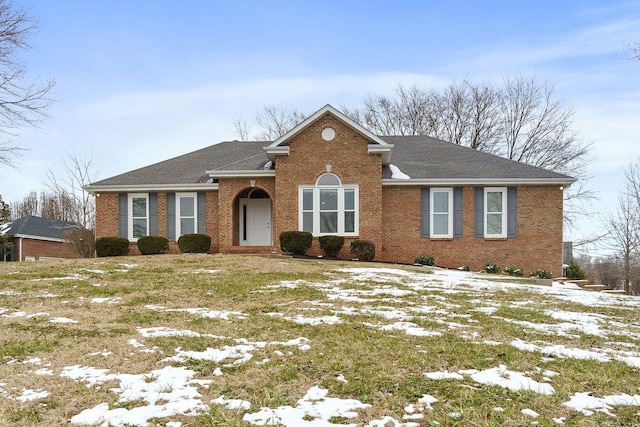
[206,170,276,179]
[264,104,393,164]
[12,234,67,243]
[84,183,220,194]
[382,177,577,186]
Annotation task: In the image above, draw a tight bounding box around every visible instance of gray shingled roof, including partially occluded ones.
[88,136,573,188]
[381,136,573,180]
[1,216,79,239]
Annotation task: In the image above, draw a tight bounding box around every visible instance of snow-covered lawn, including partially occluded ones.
[0,255,639,426]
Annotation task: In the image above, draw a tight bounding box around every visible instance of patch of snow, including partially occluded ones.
[469,365,555,395]
[49,317,78,324]
[389,164,411,179]
[70,366,212,426]
[521,408,539,418]
[562,392,640,417]
[243,386,370,426]
[425,371,464,380]
[212,395,251,410]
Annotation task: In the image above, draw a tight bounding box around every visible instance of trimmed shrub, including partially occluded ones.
[484,263,500,274]
[414,255,435,266]
[504,266,524,277]
[565,259,587,279]
[137,236,169,255]
[178,234,211,253]
[95,237,129,257]
[279,231,312,255]
[318,235,344,258]
[531,269,553,279]
[350,239,375,261]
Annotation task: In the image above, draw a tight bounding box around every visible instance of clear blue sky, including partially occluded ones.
[2,0,639,254]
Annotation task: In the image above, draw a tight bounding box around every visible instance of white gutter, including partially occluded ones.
[382,177,576,186]
[84,183,219,194]
[12,234,67,243]
[205,170,276,178]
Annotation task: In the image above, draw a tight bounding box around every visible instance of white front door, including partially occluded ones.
[240,198,272,246]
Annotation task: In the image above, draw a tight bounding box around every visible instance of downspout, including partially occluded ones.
[18,237,22,262]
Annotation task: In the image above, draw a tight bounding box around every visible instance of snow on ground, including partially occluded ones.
[2,264,640,425]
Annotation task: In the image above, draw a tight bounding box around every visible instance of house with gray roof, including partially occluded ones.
[0,215,79,261]
[86,104,575,274]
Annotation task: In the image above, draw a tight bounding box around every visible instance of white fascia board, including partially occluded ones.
[266,104,390,149]
[206,170,276,178]
[264,145,290,161]
[84,183,219,194]
[382,177,577,186]
[368,144,393,164]
[12,234,66,243]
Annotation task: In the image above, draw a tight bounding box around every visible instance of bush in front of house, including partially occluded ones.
[504,265,524,277]
[279,231,312,255]
[178,234,211,253]
[318,235,344,258]
[96,237,129,257]
[531,269,553,279]
[565,259,587,279]
[484,263,500,274]
[350,239,375,261]
[414,255,435,266]
[137,236,169,255]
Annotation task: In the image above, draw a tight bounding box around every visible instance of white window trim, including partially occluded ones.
[484,187,507,238]
[430,188,453,238]
[298,176,359,236]
[176,192,197,238]
[128,193,149,241]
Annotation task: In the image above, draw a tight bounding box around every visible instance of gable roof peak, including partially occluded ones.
[264,104,393,164]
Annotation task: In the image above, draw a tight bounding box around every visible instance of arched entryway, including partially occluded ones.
[238,188,273,246]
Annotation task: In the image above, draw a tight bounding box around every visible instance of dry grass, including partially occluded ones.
[0,254,638,426]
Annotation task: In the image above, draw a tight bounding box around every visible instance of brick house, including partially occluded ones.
[86,105,575,274]
[0,215,79,261]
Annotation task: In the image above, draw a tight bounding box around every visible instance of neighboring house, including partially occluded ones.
[86,105,575,274]
[0,215,79,261]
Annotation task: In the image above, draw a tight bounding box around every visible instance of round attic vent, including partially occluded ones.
[321,127,335,141]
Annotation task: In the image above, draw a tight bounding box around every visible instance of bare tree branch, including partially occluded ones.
[0,0,55,167]
[232,115,250,141]
[45,150,101,229]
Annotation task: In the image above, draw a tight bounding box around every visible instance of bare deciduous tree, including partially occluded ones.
[245,77,592,227]
[232,115,251,141]
[62,227,95,258]
[45,151,101,229]
[0,0,54,167]
[254,105,310,140]
[605,194,639,294]
[630,41,640,60]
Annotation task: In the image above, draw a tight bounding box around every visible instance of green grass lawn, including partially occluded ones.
[0,254,639,426]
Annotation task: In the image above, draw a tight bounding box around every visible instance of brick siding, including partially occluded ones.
[13,237,77,261]
[93,114,564,274]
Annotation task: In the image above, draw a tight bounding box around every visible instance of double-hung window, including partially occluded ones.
[176,192,197,237]
[430,188,453,238]
[484,187,507,238]
[299,173,358,236]
[128,193,149,241]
